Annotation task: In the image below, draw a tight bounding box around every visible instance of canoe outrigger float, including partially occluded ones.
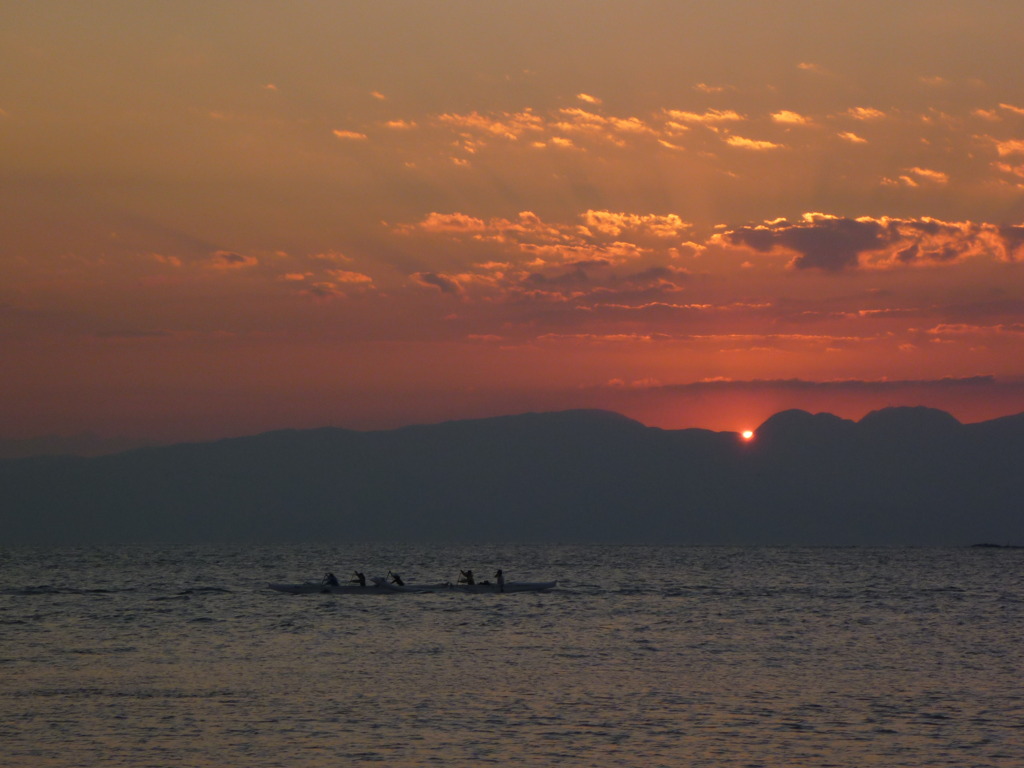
[267,575,557,595]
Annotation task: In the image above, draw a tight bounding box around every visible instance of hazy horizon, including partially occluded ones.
[3,400,1023,461]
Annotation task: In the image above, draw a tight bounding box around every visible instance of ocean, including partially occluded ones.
[1,543,1022,767]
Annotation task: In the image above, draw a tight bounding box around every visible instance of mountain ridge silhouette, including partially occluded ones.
[2,407,1022,546]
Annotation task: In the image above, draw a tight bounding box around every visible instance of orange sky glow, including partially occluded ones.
[4,1,1024,447]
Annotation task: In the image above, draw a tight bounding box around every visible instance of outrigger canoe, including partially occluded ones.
[435,580,557,593]
[267,577,556,594]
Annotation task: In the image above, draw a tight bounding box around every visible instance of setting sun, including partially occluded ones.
[742,430,755,440]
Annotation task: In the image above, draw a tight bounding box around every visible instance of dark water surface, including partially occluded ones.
[2,544,1022,766]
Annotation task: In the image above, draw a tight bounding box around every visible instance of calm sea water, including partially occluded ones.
[1,544,1022,767]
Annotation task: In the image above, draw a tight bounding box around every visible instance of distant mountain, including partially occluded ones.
[2,407,1022,546]
[0,432,156,459]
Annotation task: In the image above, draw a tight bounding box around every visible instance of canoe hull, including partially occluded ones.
[267,580,556,594]
[267,581,418,594]
[433,581,557,593]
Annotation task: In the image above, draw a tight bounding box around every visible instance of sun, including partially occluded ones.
[741,430,754,440]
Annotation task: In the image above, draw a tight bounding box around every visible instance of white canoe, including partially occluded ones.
[431,581,557,593]
[267,579,425,594]
[267,579,556,594]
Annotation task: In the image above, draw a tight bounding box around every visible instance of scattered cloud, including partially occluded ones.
[994,138,1024,157]
[846,107,886,121]
[438,109,544,143]
[332,129,368,141]
[720,214,1012,272]
[411,212,488,234]
[905,167,949,185]
[404,208,1024,285]
[152,253,183,267]
[724,215,884,271]
[664,108,745,124]
[725,136,784,151]
[208,251,258,270]
[581,211,691,238]
[994,161,1024,180]
[303,282,347,299]
[577,93,602,105]
[554,108,654,145]
[837,131,867,144]
[771,110,812,125]
[694,83,731,94]
[883,167,950,187]
[413,272,463,294]
[326,269,374,285]
[310,251,354,263]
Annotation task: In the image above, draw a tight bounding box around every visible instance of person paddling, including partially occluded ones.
[323,572,340,587]
[388,571,405,586]
[459,569,475,585]
[351,571,366,587]
[495,569,505,593]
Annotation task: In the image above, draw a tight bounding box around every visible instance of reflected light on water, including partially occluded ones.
[0,544,1022,766]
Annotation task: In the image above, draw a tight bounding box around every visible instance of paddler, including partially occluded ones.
[351,571,366,587]
[495,569,505,593]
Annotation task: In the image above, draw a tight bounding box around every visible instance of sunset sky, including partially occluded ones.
[5,1,1024,447]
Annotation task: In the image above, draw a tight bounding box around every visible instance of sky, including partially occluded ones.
[4,0,1024,448]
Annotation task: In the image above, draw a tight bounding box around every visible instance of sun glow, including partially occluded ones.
[741,430,755,440]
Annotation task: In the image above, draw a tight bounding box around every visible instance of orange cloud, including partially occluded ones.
[905,167,949,185]
[725,135,784,150]
[846,107,886,120]
[994,161,1024,179]
[694,83,731,94]
[327,270,374,285]
[303,282,348,299]
[771,110,812,125]
[332,129,368,140]
[994,139,1024,157]
[581,211,692,238]
[438,110,544,141]
[881,167,949,188]
[413,212,488,233]
[664,108,744,124]
[553,108,655,146]
[310,251,354,263]
[208,251,258,269]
